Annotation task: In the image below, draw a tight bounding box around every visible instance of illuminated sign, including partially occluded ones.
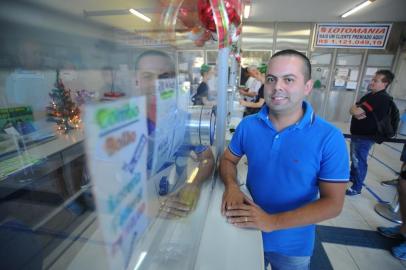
[315,23,391,49]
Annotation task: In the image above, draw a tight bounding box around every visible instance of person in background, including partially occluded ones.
[240,84,265,117]
[220,49,349,270]
[377,145,406,260]
[134,50,214,218]
[240,66,250,86]
[239,65,262,103]
[346,70,395,196]
[239,67,266,117]
[192,64,216,106]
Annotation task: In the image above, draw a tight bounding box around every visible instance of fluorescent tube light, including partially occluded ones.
[341,0,375,18]
[244,4,251,19]
[129,8,151,23]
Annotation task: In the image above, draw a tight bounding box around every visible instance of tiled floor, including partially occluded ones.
[232,119,406,269]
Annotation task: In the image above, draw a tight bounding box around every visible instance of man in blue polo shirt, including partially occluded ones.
[220,49,349,270]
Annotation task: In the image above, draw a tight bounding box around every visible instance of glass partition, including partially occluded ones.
[177,50,205,95]
[0,1,217,270]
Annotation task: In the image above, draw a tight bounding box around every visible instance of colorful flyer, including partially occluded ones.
[149,78,179,174]
[84,97,148,270]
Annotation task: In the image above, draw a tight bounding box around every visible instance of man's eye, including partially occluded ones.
[285,78,294,83]
[266,76,275,83]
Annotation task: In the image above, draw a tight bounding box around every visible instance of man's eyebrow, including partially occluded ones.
[266,73,297,78]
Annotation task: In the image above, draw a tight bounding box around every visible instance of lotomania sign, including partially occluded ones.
[315,23,391,49]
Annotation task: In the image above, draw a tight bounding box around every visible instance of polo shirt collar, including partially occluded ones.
[257,101,315,130]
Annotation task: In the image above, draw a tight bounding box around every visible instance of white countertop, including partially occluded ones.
[195,180,264,270]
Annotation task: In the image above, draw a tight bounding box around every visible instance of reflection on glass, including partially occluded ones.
[177,51,205,95]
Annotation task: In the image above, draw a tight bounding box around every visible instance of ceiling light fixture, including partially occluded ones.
[244,4,251,19]
[129,8,151,23]
[341,0,375,18]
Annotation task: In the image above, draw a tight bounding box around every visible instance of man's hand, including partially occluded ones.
[239,88,249,96]
[350,105,366,119]
[221,184,245,216]
[239,99,248,106]
[225,196,274,232]
[159,183,201,219]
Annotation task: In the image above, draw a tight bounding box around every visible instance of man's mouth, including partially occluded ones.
[271,96,288,101]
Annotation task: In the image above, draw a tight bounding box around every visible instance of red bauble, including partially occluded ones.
[197,0,241,33]
[178,7,197,29]
[197,0,216,32]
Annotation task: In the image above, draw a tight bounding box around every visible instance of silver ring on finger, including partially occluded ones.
[245,217,248,222]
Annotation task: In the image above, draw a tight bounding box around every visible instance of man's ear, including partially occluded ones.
[304,79,313,96]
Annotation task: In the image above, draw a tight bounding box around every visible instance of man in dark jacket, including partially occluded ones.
[346,70,395,196]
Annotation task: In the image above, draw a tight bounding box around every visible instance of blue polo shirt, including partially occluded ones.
[228,101,349,256]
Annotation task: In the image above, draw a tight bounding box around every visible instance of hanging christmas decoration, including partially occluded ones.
[178,6,197,29]
[46,70,81,132]
[197,0,241,33]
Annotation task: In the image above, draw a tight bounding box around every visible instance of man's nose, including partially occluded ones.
[274,78,284,90]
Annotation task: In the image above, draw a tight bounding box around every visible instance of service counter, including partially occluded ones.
[48,178,263,270]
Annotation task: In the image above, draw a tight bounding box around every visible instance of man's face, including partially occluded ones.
[369,74,388,93]
[135,55,174,96]
[264,55,312,115]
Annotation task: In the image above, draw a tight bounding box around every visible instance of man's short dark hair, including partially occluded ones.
[270,49,311,82]
[376,69,395,86]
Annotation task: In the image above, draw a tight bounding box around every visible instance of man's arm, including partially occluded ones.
[239,87,258,97]
[225,181,346,232]
[190,147,215,185]
[219,148,245,215]
[350,104,366,119]
[240,98,265,108]
[160,148,214,219]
